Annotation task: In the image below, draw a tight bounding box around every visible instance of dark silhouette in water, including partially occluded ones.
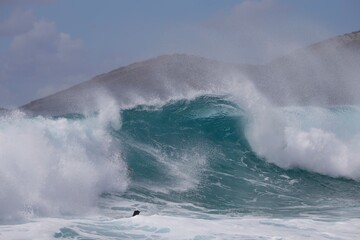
[132,210,140,217]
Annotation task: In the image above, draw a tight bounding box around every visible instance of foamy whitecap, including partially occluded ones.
[246,105,360,180]
[0,110,128,222]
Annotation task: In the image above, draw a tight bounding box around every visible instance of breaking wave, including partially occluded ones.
[2,92,360,223]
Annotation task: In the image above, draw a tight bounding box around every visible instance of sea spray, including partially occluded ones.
[0,109,128,222]
[246,105,360,179]
[213,76,360,180]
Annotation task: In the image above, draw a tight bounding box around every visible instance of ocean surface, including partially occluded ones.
[1,89,360,239]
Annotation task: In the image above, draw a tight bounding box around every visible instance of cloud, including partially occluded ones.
[0,9,35,36]
[9,20,83,61]
[0,11,89,107]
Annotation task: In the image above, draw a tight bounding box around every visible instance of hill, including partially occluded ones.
[21,31,360,115]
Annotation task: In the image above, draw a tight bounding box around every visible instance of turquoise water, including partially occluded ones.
[113,96,360,217]
[1,95,360,239]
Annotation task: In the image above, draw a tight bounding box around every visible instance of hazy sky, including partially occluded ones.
[0,0,359,107]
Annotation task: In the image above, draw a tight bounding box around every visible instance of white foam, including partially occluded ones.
[246,105,360,180]
[1,214,360,240]
[203,74,360,180]
[0,109,128,222]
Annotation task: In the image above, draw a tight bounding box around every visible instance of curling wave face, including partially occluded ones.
[113,95,360,218]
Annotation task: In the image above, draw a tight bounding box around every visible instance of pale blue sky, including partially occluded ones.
[0,0,359,107]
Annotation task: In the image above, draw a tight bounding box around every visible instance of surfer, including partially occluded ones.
[132,210,140,217]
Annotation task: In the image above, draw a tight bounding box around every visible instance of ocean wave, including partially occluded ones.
[2,94,360,222]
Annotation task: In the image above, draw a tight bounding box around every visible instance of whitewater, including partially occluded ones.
[1,74,360,239]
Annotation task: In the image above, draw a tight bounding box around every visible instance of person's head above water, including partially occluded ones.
[132,210,140,216]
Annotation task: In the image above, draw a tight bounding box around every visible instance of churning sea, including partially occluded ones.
[1,88,360,239]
